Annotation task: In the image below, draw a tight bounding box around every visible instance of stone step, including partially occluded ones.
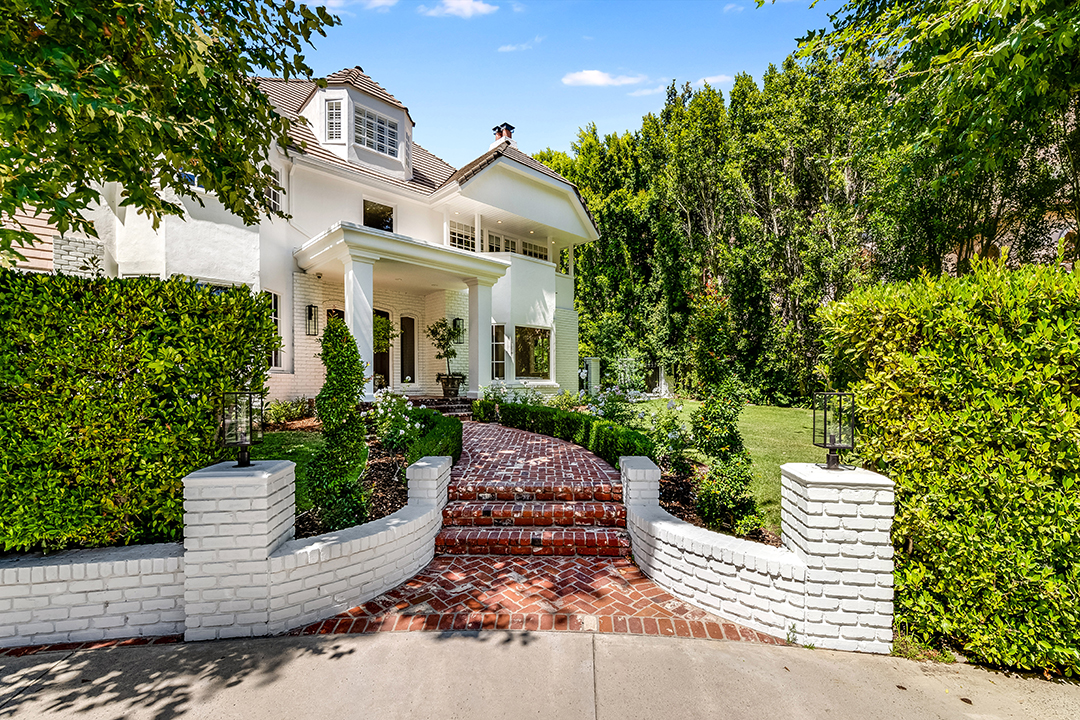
[449,479,623,503]
[442,501,626,528]
[435,527,631,557]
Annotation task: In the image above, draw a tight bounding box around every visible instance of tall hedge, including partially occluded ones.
[493,402,654,468]
[818,259,1080,675]
[0,270,278,552]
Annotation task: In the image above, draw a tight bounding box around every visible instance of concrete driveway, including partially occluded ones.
[2,631,1077,719]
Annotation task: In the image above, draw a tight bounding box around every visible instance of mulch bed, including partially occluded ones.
[659,465,782,548]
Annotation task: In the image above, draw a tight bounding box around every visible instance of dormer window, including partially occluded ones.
[326,100,342,141]
[355,107,398,157]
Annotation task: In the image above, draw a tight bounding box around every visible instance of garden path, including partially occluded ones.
[295,422,784,643]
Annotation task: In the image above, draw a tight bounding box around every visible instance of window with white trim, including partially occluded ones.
[355,107,398,157]
[515,327,550,380]
[521,240,549,261]
[449,221,475,252]
[492,324,506,380]
[326,100,342,141]
[267,169,281,213]
[264,291,282,368]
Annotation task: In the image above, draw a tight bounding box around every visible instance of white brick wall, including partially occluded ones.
[52,235,104,277]
[0,544,184,648]
[555,307,579,394]
[622,457,894,654]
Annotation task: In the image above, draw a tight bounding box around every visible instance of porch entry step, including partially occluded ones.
[442,500,626,528]
[435,527,631,557]
[449,479,623,503]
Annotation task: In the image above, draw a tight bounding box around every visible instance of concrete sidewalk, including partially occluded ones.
[2,631,1077,719]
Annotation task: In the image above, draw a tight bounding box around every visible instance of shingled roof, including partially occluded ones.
[255,69,593,235]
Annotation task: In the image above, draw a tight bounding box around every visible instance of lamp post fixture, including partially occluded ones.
[219,391,264,468]
[813,391,855,470]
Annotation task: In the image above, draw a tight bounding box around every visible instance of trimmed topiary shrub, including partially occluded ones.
[308,317,368,531]
[0,270,277,552]
[819,258,1080,675]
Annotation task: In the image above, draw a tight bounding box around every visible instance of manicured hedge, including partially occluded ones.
[819,259,1080,675]
[406,408,463,466]
[493,402,654,468]
[0,270,278,552]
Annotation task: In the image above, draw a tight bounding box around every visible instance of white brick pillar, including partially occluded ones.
[585,357,601,396]
[405,456,453,507]
[781,463,894,654]
[465,278,493,399]
[343,249,377,400]
[620,456,660,505]
[183,460,295,642]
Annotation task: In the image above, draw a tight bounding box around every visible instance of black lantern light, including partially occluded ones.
[219,391,264,467]
[813,391,855,470]
[306,304,319,336]
[452,317,464,344]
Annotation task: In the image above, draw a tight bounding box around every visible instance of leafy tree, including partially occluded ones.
[0,0,339,256]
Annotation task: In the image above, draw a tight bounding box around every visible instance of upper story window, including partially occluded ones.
[363,200,394,233]
[326,100,343,141]
[521,240,549,261]
[355,107,398,157]
[449,221,475,252]
[266,169,281,213]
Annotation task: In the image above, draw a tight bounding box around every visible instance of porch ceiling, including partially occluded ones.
[293,221,509,295]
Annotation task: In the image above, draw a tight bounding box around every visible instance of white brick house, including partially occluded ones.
[70,66,599,400]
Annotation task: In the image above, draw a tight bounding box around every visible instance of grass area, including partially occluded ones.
[630,398,818,532]
[249,431,332,513]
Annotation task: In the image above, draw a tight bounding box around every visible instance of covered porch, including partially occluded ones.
[293,222,509,399]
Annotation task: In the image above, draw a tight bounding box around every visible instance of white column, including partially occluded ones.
[465,278,494,399]
[474,212,483,253]
[343,249,377,399]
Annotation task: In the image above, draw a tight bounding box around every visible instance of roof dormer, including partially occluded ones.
[299,66,414,181]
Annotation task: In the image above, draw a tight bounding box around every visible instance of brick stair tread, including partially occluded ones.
[449,479,622,502]
[435,527,631,557]
[442,500,626,528]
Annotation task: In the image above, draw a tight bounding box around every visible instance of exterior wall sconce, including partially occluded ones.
[219,391,264,467]
[813,391,855,470]
[306,304,319,336]
[452,317,464,344]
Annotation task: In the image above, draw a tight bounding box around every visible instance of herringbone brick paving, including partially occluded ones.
[293,556,785,643]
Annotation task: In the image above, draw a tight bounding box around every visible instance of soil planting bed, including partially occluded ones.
[659,466,781,548]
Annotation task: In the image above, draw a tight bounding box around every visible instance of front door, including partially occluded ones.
[373,309,390,389]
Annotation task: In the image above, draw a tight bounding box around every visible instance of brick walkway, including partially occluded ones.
[292,556,785,643]
[298,422,784,644]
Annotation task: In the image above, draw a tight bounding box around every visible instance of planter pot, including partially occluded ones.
[439,375,464,398]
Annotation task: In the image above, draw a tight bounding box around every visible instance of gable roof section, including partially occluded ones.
[325,66,412,122]
[445,140,597,234]
[255,77,455,195]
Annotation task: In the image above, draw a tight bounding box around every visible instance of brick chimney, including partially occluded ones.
[490,122,517,150]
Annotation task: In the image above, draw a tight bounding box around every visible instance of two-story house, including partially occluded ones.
[52,66,598,400]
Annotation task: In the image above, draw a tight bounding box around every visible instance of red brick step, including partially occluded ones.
[435,527,631,557]
[449,479,623,503]
[442,500,626,528]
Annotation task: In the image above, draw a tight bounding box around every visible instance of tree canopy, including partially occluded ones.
[0,0,339,255]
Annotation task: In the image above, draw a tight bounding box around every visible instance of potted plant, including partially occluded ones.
[425,317,465,397]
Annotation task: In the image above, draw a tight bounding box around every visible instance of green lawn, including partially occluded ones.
[631,399,818,532]
[249,431,329,512]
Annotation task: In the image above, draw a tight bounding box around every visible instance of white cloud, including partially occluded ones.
[562,70,647,87]
[695,74,733,86]
[628,84,667,97]
[420,0,499,17]
[363,0,399,9]
[511,1,526,10]
[723,3,744,12]
[498,35,543,52]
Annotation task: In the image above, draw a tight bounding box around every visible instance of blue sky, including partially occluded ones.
[311,0,834,167]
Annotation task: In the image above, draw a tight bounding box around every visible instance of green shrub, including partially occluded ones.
[552,409,593,446]
[471,398,497,422]
[692,392,745,459]
[406,409,463,466]
[497,402,654,467]
[0,270,277,551]
[546,390,580,412]
[368,389,422,452]
[264,397,313,426]
[643,400,693,474]
[696,453,761,535]
[819,258,1080,675]
[587,420,655,468]
[308,318,368,531]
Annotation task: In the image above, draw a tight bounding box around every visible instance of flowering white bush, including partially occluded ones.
[366,388,422,451]
[581,385,637,425]
[481,378,545,406]
[646,400,693,473]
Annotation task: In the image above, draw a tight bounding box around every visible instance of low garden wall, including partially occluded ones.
[0,456,452,648]
[622,457,894,654]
